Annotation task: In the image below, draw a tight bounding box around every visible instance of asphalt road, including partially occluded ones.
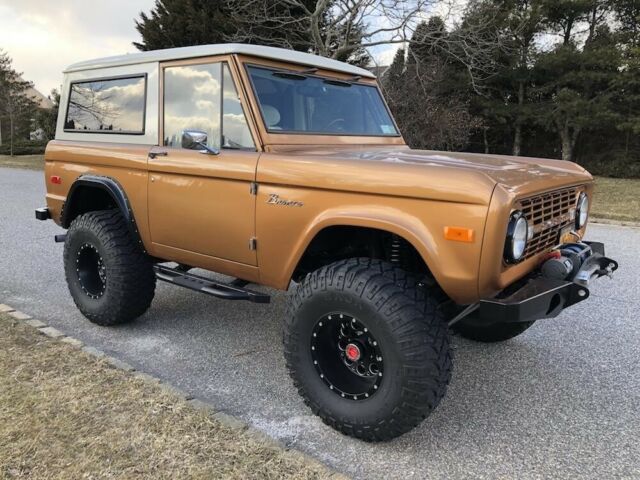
[1,167,639,479]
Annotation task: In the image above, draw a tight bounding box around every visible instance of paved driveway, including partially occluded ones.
[1,167,638,479]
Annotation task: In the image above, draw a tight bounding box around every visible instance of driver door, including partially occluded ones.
[148,57,259,267]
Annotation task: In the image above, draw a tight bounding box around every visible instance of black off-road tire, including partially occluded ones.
[284,258,452,442]
[452,319,534,343]
[64,209,156,326]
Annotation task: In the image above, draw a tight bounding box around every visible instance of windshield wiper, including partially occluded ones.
[323,78,352,87]
[272,70,307,80]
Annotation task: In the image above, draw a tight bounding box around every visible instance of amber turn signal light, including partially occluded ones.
[444,226,474,243]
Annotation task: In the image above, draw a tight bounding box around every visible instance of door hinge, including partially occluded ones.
[249,237,257,250]
[250,182,258,195]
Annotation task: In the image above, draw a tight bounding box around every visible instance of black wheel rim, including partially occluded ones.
[311,313,383,401]
[76,243,106,299]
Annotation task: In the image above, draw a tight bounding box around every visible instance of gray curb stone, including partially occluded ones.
[0,304,15,313]
[8,310,31,320]
[82,346,106,358]
[213,412,248,431]
[40,326,65,338]
[187,398,216,412]
[103,356,135,372]
[25,319,47,328]
[158,382,193,400]
[244,428,285,449]
[61,337,83,347]
[132,371,161,384]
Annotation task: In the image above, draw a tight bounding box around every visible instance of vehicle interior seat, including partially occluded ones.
[262,104,282,130]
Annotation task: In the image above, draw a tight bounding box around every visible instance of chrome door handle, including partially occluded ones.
[149,150,168,159]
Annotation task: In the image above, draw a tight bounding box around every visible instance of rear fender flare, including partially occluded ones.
[61,175,144,250]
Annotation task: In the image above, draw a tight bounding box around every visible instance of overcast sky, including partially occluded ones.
[0,0,154,95]
[0,0,408,97]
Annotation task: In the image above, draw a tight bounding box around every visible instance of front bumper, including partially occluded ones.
[475,242,618,325]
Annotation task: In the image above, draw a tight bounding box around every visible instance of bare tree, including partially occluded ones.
[382,18,482,151]
[225,0,506,85]
[67,82,120,130]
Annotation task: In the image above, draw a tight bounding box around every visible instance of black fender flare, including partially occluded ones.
[61,175,145,250]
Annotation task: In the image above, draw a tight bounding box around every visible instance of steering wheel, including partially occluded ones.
[326,118,346,131]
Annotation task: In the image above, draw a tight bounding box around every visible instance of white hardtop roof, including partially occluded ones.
[64,43,376,78]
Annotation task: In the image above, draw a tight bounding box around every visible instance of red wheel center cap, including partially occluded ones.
[345,343,361,362]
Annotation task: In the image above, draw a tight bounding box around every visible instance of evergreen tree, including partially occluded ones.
[134,0,234,51]
[0,50,38,156]
[613,0,640,142]
[534,2,621,161]
[613,0,639,45]
[134,0,339,55]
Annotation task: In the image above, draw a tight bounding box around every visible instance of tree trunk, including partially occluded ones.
[559,122,580,162]
[513,80,525,156]
[513,125,522,156]
[625,130,630,161]
[561,131,572,161]
[9,114,14,157]
[483,127,490,154]
[588,6,598,42]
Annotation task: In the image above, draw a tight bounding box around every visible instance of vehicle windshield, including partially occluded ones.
[247,66,399,136]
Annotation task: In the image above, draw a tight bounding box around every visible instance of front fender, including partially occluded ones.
[255,184,489,304]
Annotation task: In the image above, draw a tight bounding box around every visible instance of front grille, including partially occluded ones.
[518,186,580,259]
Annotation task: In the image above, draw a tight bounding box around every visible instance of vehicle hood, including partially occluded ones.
[259,146,593,205]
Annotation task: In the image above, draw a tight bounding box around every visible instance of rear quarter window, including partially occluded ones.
[64,75,147,134]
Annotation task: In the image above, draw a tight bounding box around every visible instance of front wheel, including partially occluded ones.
[64,209,156,326]
[284,258,452,441]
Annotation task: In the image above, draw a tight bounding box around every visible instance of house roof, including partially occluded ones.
[64,43,376,78]
[21,81,54,109]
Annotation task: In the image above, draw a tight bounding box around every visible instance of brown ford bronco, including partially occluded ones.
[36,44,618,441]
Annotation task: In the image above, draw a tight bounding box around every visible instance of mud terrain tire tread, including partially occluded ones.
[64,209,155,326]
[284,257,452,441]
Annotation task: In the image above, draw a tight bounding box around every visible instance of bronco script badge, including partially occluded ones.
[266,193,304,207]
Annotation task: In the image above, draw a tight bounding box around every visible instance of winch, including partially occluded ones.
[540,242,617,286]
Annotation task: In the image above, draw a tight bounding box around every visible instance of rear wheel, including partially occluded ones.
[64,209,156,326]
[453,319,534,342]
[284,258,452,441]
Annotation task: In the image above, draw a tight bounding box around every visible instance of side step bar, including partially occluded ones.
[154,265,270,304]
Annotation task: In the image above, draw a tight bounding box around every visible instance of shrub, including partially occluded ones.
[0,139,47,156]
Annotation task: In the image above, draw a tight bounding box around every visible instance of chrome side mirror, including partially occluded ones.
[181,130,219,155]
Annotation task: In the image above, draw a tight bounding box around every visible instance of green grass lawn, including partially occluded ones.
[592,176,640,223]
[0,154,44,170]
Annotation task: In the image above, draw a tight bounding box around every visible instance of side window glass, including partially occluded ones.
[163,62,221,149]
[222,64,255,149]
[65,76,146,133]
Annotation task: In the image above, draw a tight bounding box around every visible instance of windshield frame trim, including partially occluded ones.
[243,63,401,138]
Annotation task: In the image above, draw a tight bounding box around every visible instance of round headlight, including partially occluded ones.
[576,193,589,229]
[504,211,529,263]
